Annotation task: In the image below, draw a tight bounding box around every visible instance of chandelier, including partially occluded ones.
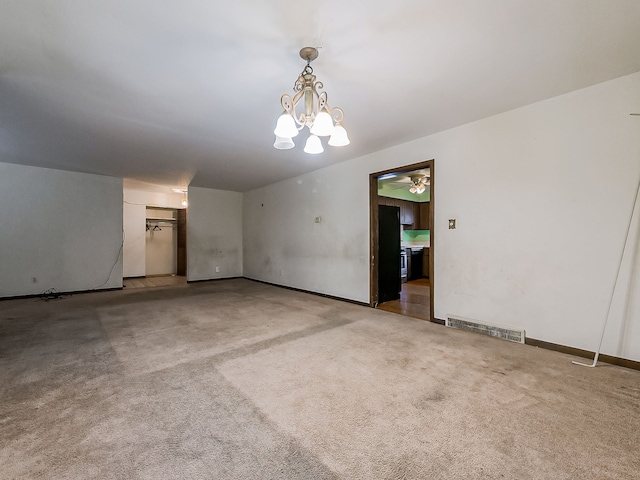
[409,176,430,195]
[273,47,350,154]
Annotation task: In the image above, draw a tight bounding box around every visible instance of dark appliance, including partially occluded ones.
[400,248,408,282]
[378,205,401,303]
[409,248,423,280]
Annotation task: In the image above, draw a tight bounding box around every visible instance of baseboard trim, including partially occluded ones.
[435,317,639,370]
[244,277,370,307]
[187,276,243,283]
[525,337,640,371]
[6,281,636,370]
[0,286,123,301]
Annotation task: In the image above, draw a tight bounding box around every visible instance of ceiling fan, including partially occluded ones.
[380,173,431,195]
[408,175,430,194]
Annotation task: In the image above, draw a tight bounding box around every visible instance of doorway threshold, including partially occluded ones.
[123,275,187,289]
[377,278,430,321]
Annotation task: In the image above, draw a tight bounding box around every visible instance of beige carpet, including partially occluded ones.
[1,278,638,479]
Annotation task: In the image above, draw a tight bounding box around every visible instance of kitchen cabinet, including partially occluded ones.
[418,202,430,230]
[422,248,429,278]
[402,200,430,228]
[378,196,431,230]
[400,200,414,226]
[396,201,431,230]
[377,197,421,227]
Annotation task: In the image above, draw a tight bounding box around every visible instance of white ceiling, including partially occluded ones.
[2,1,640,192]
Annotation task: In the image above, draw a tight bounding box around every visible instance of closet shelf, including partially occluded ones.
[146,217,176,222]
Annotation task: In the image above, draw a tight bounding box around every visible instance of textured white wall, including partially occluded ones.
[243,160,370,302]
[244,71,640,361]
[123,202,146,277]
[0,163,123,297]
[187,187,243,281]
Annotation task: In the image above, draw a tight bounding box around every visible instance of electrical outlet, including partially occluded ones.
[215,265,220,273]
[449,219,456,229]
[32,277,37,283]
[315,216,321,223]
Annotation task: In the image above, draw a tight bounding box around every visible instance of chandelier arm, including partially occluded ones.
[329,106,345,124]
[297,113,310,128]
[316,91,328,113]
[281,91,309,128]
[280,93,294,114]
[291,89,307,127]
[291,89,304,106]
[312,81,325,104]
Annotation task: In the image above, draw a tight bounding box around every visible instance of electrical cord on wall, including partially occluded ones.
[34,228,125,298]
[93,230,125,290]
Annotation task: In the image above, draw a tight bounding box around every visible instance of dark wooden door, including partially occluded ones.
[378,205,401,303]
[176,209,187,276]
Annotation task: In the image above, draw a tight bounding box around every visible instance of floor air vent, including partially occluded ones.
[446,315,525,344]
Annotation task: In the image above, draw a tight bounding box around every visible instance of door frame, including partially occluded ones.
[369,159,435,322]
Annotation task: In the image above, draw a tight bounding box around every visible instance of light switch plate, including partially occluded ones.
[449,219,456,229]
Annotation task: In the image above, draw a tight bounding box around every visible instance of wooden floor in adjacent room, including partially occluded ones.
[377,278,430,321]
[123,275,187,289]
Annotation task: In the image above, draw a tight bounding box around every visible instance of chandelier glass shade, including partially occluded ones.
[273,47,350,154]
[273,135,295,150]
[304,134,323,154]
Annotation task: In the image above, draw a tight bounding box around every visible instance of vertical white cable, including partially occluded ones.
[573,171,640,367]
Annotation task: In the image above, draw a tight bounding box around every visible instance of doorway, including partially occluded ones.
[122,205,186,289]
[370,160,435,322]
[144,207,187,277]
[122,182,189,286]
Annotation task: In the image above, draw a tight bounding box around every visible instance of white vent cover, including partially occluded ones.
[446,315,525,344]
